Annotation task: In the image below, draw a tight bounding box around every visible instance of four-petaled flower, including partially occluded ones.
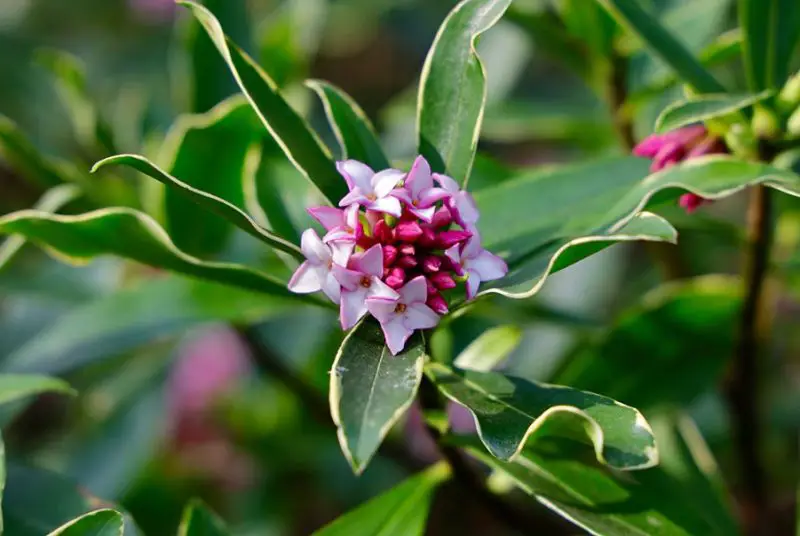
[432,172,479,228]
[446,231,507,299]
[333,245,398,330]
[338,160,404,216]
[288,229,352,303]
[307,204,362,245]
[367,276,440,355]
[391,156,449,222]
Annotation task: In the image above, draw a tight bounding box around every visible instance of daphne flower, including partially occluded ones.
[333,245,398,330]
[337,160,404,216]
[307,204,362,245]
[367,276,440,355]
[288,229,351,303]
[446,232,507,299]
[391,156,449,222]
[432,173,480,228]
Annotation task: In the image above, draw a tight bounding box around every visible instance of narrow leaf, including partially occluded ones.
[307,80,390,170]
[178,500,228,536]
[740,0,800,90]
[655,91,774,133]
[0,375,74,404]
[0,116,73,189]
[594,0,725,93]
[417,0,512,185]
[93,155,301,258]
[178,1,346,204]
[313,463,449,536]
[426,362,658,470]
[47,510,123,536]
[330,322,426,474]
[453,325,522,372]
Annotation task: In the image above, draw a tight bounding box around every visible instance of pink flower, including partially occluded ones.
[679,193,707,213]
[288,229,351,303]
[391,156,449,222]
[367,276,440,355]
[446,232,508,299]
[333,245,398,330]
[432,173,480,228]
[307,204,362,245]
[337,160,404,216]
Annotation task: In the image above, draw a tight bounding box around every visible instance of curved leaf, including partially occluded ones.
[2,276,298,375]
[453,325,522,372]
[0,116,74,189]
[417,0,511,185]
[178,1,346,205]
[306,80,390,170]
[48,509,123,536]
[330,322,426,474]
[313,463,449,536]
[425,362,658,470]
[594,0,725,93]
[0,208,306,300]
[655,91,773,133]
[0,375,74,404]
[93,155,300,258]
[178,500,228,536]
[740,0,800,91]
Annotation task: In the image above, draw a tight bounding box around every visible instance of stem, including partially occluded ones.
[726,184,772,535]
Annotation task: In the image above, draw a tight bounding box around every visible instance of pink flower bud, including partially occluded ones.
[383,245,398,267]
[430,272,456,290]
[396,255,418,269]
[417,226,437,248]
[436,230,472,249]
[426,278,438,297]
[678,193,707,213]
[431,207,453,229]
[395,221,423,242]
[357,234,376,249]
[422,255,442,273]
[373,220,394,244]
[398,244,416,257]
[427,292,449,315]
[385,267,406,289]
[651,142,684,172]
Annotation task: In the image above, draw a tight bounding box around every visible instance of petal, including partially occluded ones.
[367,196,402,217]
[323,228,356,244]
[332,264,362,291]
[465,270,481,299]
[390,187,414,205]
[337,160,374,191]
[307,206,344,230]
[381,318,412,355]
[322,272,342,303]
[470,250,507,281]
[330,241,354,266]
[409,205,436,223]
[344,204,361,228]
[339,188,368,208]
[405,156,432,197]
[300,228,329,264]
[632,134,665,158]
[461,231,482,259]
[444,244,462,267]
[287,262,324,294]
[432,172,459,193]
[417,187,450,207]
[367,296,399,324]
[453,191,479,225]
[371,169,405,197]
[351,244,383,277]
[340,288,368,330]
[367,277,399,300]
[399,276,428,305]
[404,303,440,330]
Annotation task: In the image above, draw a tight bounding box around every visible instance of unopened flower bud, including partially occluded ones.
[385,267,406,289]
[436,230,472,249]
[383,245,398,267]
[431,207,453,229]
[373,219,394,244]
[399,244,416,257]
[679,193,707,213]
[395,221,423,242]
[418,226,437,248]
[422,255,443,273]
[427,292,449,315]
[430,272,456,290]
[396,255,418,269]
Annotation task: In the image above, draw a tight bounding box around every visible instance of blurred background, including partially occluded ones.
[1,0,797,534]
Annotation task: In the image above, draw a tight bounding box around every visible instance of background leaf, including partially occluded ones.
[0,374,74,404]
[453,325,522,372]
[48,509,123,536]
[740,0,800,90]
[655,91,773,133]
[177,500,228,536]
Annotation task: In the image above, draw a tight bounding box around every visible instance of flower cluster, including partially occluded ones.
[634,124,728,213]
[288,156,507,354]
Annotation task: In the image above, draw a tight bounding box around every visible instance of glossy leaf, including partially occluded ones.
[594,0,725,93]
[313,463,449,536]
[459,436,728,535]
[0,375,74,404]
[178,500,228,536]
[426,362,658,469]
[2,276,298,375]
[740,0,800,90]
[417,0,511,185]
[307,80,390,170]
[656,91,773,133]
[453,325,522,372]
[155,96,265,257]
[0,184,81,271]
[0,208,302,300]
[330,322,426,474]
[179,1,346,204]
[48,510,123,536]
[553,276,740,410]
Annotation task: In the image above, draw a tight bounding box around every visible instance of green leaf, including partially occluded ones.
[178,500,228,536]
[2,276,298,375]
[179,0,346,205]
[330,322,427,474]
[553,276,741,410]
[655,91,774,133]
[0,184,81,271]
[47,510,123,536]
[425,362,657,469]
[554,0,616,60]
[155,96,265,257]
[417,0,512,185]
[740,0,800,90]
[307,80,390,170]
[0,116,74,189]
[458,435,730,535]
[313,462,449,536]
[0,375,74,404]
[594,0,725,93]
[93,154,301,259]
[0,208,302,300]
[453,325,522,371]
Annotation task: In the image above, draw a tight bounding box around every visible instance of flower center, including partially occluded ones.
[394,303,407,314]
[367,193,377,201]
[360,276,372,288]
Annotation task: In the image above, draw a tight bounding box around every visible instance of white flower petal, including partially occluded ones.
[340,287,368,330]
[405,156,432,197]
[470,250,508,281]
[410,205,436,223]
[332,264,362,291]
[465,270,481,299]
[322,272,342,303]
[337,160,374,191]
[330,242,354,266]
[381,318,412,355]
[404,303,440,330]
[366,296,399,324]
[307,206,344,230]
[368,196,402,217]
[453,191,479,224]
[339,188,368,208]
[287,262,324,294]
[432,172,460,193]
[371,169,405,198]
[400,276,428,305]
[351,244,383,277]
[300,229,330,264]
